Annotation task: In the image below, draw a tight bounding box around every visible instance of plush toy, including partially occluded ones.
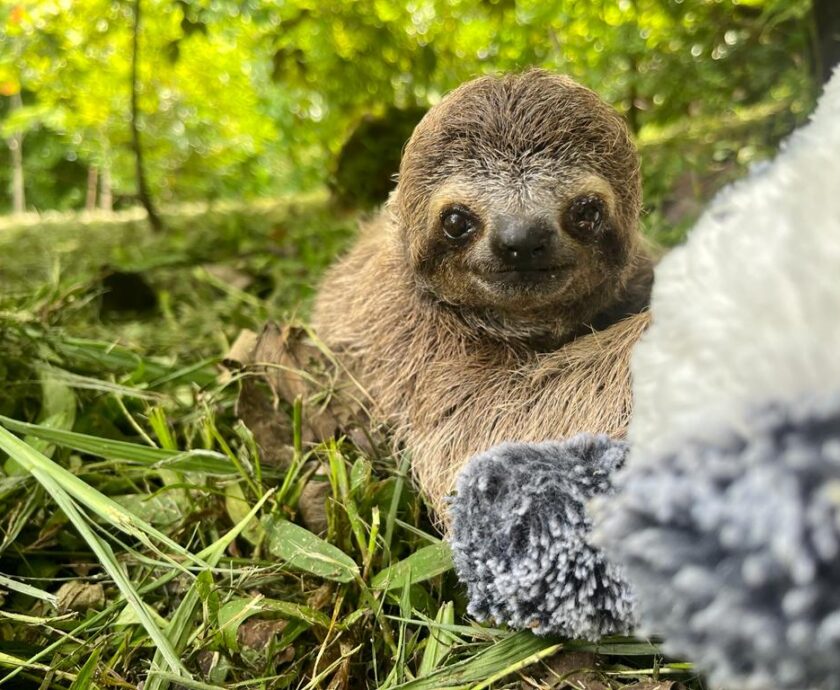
[450,435,633,639]
[450,66,840,690]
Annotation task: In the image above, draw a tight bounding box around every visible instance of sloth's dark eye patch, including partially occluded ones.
[441,206,477,240]
[564,194,606,238]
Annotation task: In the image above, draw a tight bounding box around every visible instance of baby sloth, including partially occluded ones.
[313,69,653,520]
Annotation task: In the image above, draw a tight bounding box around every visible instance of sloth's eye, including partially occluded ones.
[565,194,605,235]
[441,208,476,240]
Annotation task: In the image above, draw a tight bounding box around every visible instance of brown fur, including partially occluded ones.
[313,70,653,519]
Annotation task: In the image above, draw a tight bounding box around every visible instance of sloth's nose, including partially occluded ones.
[490,217,555,268]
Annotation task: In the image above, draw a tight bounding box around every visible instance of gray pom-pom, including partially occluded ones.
[449,433,635,639]
[596,391,840,690]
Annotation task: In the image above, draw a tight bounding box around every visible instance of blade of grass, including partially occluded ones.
[233,420,262,488]
[384,452,410,556]
[0,610,74,625]
[274,398,305,506]
[327,440,368,561]
[605,664,695,676]
[384,617,505,641]
[0,573,58,606]
[209,422,260,498]
[148,357,219,388]
[0,484,45,556]
[394,519,441,544]
[39,366,162,401]
[363,505,380,579]
[67,647,102,690]
[49,335,217,387]
[418,601,456,676]
[395,568,414,685]
[298,644,363,690]
[566,637,663,656]
[392,630,560,690]
[148,406,176,450]
[0,415,236,474]
[468,640,566,690]
[0,653,77,682]
[143,673,225,690]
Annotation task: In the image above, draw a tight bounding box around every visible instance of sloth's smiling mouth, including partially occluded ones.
[479,266,569,284]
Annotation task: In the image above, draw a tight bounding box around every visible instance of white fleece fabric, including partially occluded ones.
[630,67,840,460]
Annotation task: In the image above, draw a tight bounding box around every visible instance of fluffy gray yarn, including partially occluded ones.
[449,434,635,638]
[595,391,840,690]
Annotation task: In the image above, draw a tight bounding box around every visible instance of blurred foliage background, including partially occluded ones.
[0,0,833,244]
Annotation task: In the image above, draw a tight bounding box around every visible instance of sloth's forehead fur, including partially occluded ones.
[427,171,619,225]
[396,69,640,222]
[439,152,581,195]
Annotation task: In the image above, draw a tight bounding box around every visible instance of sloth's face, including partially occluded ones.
[395,71,642,326]
[410,170,632,316]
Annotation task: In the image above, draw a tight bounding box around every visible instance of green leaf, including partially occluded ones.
[28,367,77,458]
[263,515,359,582]
[224,481,263,545]
[195,570,220,630]
[218,596,330,652]
[371,542,452,591]
[350,457,371,496]
[6,368,76,477]
[116,493,186,526]
[113,602,171,629]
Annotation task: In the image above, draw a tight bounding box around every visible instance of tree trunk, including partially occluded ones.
[8,92,25,215]
[626,61,640,136]
[813,0,840,84]
[131,0,163,231]
[100,161,113,212]
[625,0,641,136]
[86,165,98,211]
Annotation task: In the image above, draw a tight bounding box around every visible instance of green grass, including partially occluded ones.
[0,199,699,689]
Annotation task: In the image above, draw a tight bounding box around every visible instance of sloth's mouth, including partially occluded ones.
[481,266,567,285]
